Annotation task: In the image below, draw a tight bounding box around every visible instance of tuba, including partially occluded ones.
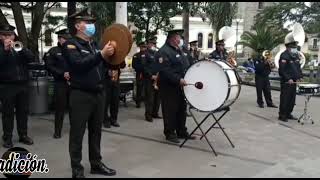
[218,26,237,67]
[262,50,275,69]
[274,23,306,69]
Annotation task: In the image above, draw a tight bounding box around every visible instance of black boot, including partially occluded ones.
[53,132,61,139]
[90,162,116,176]
[2,136,13,148]
[19,135,34,145]
[103,121,111,128]
[72,169,85,178]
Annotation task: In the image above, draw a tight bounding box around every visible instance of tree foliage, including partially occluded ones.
[239,24,287,56]
[204,2,238,41]
[255,2,320,35]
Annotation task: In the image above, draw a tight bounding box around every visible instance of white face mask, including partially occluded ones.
[178,39,184,48]
[151,46,157,51]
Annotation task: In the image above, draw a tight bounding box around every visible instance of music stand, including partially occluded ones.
[179,106,235,157]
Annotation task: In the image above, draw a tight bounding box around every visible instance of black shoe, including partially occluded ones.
[152,114,162,119]
[136,104,140,108]
[258,104,264,108]
[111,122,120,127]
[288,114,298,120]
[53,133,61,139]
[103,121,111,128]
[267,104,278,108]
[90,163,116,176]
[19,136,34,145]
[278,117,288,122]
[145,116,153,122]
[72,169,85,178]
[177,132,196,140]
[3,139,13,148]
[166,136,180,144]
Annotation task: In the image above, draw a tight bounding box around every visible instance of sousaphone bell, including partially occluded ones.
[101,23,133,65]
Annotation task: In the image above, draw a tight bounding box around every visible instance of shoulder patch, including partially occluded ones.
[67,45,76,49]
[281,59,287,63]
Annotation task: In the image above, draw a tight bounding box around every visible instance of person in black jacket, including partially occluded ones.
[62,9,116,178]
[253,50,277,109]
[44,29,72,139]
[147,37,162,119]
[155,29,196,144]
[103,61,126,128]
[0,24,35,148]
[278,41,303,122]
[132,42,148,108]
[208,40,228,61]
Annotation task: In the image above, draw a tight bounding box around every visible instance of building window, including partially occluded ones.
[258,2,264,9]
[198,33,203,48]
[208,33,213,48]
[44,29,52,46]
[313,39,318,49]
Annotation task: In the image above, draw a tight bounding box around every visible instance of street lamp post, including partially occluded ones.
[235,18,241,62]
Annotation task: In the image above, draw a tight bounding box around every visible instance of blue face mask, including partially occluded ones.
[84,24,96,37]
[291,48,298,54]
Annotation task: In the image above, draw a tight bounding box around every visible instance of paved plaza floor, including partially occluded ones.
[1,85,320,178]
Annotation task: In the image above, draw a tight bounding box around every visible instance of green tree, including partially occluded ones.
[204,2,238,41]
[128,2,179,43]
[0,2,63,61]
[255,2,320,35]
[239,24,287,57]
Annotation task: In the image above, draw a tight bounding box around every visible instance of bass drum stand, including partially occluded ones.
[179,105,235,157]
[298,94,314,125]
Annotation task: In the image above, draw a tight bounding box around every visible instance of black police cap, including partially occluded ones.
[215,39,225,45]
[0,24,15,34]
[167,29,184,38]
[55,28,72,39]
[68,8,96,23]
[137,41,147,47]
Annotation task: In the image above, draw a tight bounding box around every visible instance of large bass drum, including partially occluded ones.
[183,60,241,112]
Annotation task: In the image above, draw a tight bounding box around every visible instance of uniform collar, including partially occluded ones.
[75,36,93,45]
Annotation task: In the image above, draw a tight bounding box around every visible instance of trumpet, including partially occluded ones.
[227,50,237,67]
[262,50,275,69]
[10,41,23,52]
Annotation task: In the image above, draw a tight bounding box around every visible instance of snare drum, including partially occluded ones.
[183,60,241,112]
[296,84,320,95]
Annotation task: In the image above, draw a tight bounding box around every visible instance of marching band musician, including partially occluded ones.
[62,8,116,178]
[103,61,126,128]
[155,29,196,144]
[208,39,228,61]
[44,28,72,139]
[147,37,162,119]
[0,24,35,148]
[253,49,278,109]
[278,40,303,122]
[132,42,147,108]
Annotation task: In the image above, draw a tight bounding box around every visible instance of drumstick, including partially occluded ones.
[285,81,309,84]
[186,82,203,89]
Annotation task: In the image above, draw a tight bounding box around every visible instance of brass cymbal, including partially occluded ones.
[101,24,130,65]
[112,23,133,54]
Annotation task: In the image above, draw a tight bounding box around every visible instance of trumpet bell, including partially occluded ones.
[13,41,23,52]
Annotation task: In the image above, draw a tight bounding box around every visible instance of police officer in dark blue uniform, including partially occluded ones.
[44,28,72,139]
[253,49,277,109]
[132,42,147,108]
[278,39,303,122]
[146,37,162,119]
[0,24,35,148]
[62,8,116,178]
[155,29,196,143]
[208,40,228,61]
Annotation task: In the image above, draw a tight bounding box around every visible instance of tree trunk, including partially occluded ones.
[67,2,77,36]
[11,2,28,46]
[29,2,45,62]
[182,10,189,45]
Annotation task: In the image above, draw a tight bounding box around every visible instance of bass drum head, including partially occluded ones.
[183,60,228,112]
